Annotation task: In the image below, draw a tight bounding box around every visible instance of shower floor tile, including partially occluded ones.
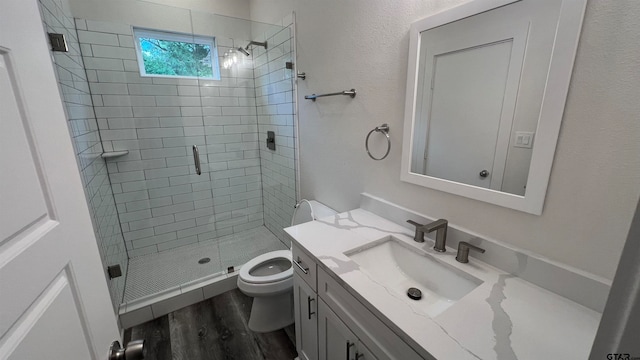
[123,226,287,303]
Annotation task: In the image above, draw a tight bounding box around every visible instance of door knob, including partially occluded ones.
[109,340,146,360]
[479,170,489,178]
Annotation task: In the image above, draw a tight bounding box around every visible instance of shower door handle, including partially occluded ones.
[192,145,201,175]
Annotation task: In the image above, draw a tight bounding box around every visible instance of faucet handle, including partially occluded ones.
[406,219,423,227]
[406,220,425,243]
[456,241,485,263]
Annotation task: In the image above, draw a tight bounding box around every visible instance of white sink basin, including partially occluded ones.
[346,236,482,317]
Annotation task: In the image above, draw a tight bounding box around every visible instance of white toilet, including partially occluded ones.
[237,200,336,332]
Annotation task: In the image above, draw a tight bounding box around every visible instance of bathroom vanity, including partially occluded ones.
[285,196,603,360]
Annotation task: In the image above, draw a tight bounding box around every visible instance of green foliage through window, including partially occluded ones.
[134,29,220,79]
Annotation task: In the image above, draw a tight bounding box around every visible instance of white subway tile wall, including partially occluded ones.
[77,19,281,257]
[253,24,298,242]
[38,0,128,312]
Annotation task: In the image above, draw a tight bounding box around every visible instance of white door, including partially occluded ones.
[0,0,120,359]
[413,13,529,190]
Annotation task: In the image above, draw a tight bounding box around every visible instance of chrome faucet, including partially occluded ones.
[406,219,449,252]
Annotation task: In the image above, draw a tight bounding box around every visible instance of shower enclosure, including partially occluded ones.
[39,0,298,325]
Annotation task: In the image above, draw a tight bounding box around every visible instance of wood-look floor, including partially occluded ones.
[123,289,297,360]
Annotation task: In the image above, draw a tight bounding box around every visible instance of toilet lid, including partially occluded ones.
[239,250,293,284]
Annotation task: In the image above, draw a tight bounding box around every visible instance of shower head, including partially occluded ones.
[237,47,251,56]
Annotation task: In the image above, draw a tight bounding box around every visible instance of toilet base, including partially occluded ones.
[247,289,294,333]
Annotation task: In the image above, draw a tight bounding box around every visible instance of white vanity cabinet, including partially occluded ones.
[318,298,377,360]
[293,273,318,360]
[293,244,319,360]
[291,244,427,360]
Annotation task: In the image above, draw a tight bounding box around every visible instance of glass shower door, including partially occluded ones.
[126,21,224,285]
[191,12,293,273]
[93,5,224,302]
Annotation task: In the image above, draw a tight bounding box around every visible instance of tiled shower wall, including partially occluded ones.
[77,19,265,257]
[38,0,127,311]
[254,22,297,242]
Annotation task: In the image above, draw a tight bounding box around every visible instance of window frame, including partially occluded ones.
[132,27,221,80]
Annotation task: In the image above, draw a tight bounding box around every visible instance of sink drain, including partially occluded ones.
[198,257,211,264]
[407,287,422,300]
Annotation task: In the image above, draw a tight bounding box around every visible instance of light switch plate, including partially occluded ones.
[514,131,535,149]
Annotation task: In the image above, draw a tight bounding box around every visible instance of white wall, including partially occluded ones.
[249,0,293,26]
[133,0,250,19]
[250,0,640,280]
[69,0,250,23]
[67,0,253,41]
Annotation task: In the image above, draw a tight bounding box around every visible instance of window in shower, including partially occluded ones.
[133,27,220,79]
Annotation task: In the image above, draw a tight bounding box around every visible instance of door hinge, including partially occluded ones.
[107,265,122,279]
[48,33,68,52]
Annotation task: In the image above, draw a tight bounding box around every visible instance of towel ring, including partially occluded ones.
[365,124,390,161]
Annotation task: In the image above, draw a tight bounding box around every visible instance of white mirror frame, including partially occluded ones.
[400,0,587,215]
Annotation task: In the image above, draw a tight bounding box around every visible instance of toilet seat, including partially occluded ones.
[239,250,293,284]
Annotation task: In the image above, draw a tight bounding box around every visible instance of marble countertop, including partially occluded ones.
[284,208,601,360]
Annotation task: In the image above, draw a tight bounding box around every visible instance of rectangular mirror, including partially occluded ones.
[401,0,587,215]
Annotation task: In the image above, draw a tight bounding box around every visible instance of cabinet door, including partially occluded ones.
[294,273,318,360]
[354,340,377,360]
[318,269,424,359]
[318,299,378,360]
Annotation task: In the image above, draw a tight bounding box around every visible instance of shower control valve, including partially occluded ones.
[266,131,276,150]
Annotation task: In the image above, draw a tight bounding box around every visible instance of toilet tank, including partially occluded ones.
[291,200,337,226]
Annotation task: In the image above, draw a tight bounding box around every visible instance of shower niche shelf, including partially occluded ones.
[101,150,129,159]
